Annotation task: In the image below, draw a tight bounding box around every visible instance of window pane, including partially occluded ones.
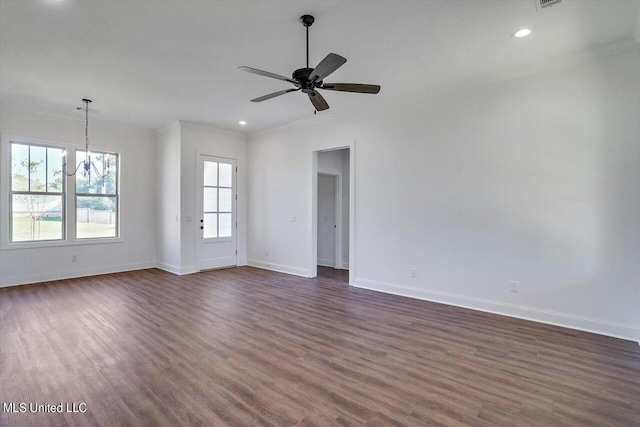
[77,196,117,239]
[219,188,232,212]
[30,145,47,192]
[11,143,29,191]
[76,151,117,195]
[219,163,232,187]
[11,194,63,242]
[203,187,217,212]
[204,161,217,187]
[203,213,217,238]
[219,213,232,237]
[47,147,64,193]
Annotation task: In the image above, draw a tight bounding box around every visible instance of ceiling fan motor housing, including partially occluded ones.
[292,67,321,93]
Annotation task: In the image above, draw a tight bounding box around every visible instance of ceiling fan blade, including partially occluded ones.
[251,88,300,102]
[308,91,329,111]
[321,83,381,94]
[308,53,347,82]
[238,66,297,85]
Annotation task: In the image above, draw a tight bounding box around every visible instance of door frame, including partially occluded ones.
[195,154,237,271]
[310,143,355,285]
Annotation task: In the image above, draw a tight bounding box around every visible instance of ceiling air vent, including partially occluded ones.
[535,0,561,10]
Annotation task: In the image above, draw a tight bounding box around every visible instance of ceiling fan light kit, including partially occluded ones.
[239,14,381,112]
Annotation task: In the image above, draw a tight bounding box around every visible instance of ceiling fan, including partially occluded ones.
[239,14,381,112]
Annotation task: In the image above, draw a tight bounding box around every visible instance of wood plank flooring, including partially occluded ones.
[1,266,639,426]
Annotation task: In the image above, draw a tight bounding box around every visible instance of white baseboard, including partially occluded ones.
[317,258,335,268]
[156,261,182,275]
[156,262,199,275]
[247,259,309,277]
[354,277,640,342]
[342,262,349,270]
[0,261,156,288]
[180,265,198,275]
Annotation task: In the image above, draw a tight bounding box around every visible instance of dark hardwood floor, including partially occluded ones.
[1,266,639,426]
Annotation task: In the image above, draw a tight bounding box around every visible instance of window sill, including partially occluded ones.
[1,237,124,251]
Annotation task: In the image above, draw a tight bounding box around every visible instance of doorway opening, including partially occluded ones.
[314,148,350,284]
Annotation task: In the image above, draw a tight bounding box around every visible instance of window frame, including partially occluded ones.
[8,141,67,244]
[1,135,124,250]
[74,149,120,240]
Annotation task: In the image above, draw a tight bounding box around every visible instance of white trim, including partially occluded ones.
[353,277,640,342]
[155,261,183,275]
[317,258,335,268]
[0,261,156,288]
[251,39,639,138]
[0,105,156,134]
[180,265,198,275]
[349,141,355,286]
[247,259,309,277]
[342,262,349,270]
[179,120,247,139]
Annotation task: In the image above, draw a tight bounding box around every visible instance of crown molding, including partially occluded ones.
[0,104,155,135]
[178,120,248,139]
[250,37,640,140]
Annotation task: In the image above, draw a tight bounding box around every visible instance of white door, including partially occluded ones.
[196,155,237,270]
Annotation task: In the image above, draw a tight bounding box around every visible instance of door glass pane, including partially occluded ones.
[47,147,64,193]
[219,188,232,212]
[219,213,232,237]
[30,145,47,192]
[204,161,218,187]
[203,187,217,212]
[11,143,29,191]
[203,213,217,238]
[219,163,232,187]
[12,194,63,242]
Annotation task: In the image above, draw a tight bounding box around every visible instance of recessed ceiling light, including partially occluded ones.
[238,121,247,126]
[513,28,532,38]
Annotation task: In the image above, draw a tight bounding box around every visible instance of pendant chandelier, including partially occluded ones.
[63,98,111,178]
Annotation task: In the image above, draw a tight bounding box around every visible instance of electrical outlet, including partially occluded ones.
[72,255,78,263]
[411,268,418,278]
[510,281,519,293]
[290,215,296,222]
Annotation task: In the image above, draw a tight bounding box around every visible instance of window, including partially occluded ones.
[202,160,233,238]
[10,142,65,242]
[75,150,118,239]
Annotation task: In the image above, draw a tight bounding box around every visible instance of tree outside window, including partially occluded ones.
[10,142,64,242]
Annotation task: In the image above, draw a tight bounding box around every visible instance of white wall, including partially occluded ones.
[0,107,157,286]
[156,121,181,273]
[247,49,640,341]
[179,121,248,273]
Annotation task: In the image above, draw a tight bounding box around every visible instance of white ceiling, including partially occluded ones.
[1,0,638,133]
